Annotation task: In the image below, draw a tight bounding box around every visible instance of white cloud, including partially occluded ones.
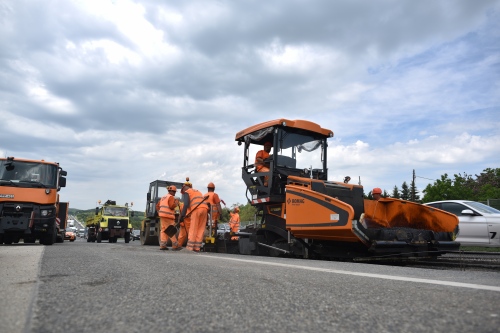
[1,0,499,208]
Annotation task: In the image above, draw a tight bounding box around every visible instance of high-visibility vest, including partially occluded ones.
[186,188,208,214]
[158,193,175,220]
[205,192,220,217]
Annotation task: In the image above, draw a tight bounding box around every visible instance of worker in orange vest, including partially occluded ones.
[229,207,240,240]
[204,182,223,237]
[179,181,209,252]
[172,178,192,251]
[156,185,179,250]
[255,141,272,186]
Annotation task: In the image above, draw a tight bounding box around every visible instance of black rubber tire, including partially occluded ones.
[41,224,57,245]
[97,232,102,243]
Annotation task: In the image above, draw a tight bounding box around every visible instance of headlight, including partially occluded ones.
[41,210,48,217]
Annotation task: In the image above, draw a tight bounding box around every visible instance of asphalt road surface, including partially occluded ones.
[1,239,500,333]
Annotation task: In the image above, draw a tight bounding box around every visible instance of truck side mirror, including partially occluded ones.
[95,207,99,215]
[59,177,67,188]
[147,193,151,201]
[131,211,134,217]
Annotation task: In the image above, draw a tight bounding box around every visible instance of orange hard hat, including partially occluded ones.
[372,187,382,195]
[207,182,215,189]
[168,185,177,192]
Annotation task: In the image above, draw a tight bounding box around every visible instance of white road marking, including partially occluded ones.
[204,255,500,292]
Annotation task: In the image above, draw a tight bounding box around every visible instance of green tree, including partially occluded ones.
[401,181,410,200]
[391,186,401,199]
[410,170,420,202]
[421,168,500,202]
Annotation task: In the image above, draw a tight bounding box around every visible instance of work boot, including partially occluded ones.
[160,246,168,251]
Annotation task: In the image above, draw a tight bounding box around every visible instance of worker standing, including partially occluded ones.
[172,178,192,251]
[229,207,240,240]
[205,182,223,237]
[179,181,209,252]
[156,185,179,250]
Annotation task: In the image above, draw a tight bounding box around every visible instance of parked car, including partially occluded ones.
[424,200,500,247]
[131,230,140,241]
[64,230,76,242]
[217,224,230,235]
[77,229,85,238]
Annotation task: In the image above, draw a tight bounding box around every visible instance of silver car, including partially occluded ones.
[424,200,500,247]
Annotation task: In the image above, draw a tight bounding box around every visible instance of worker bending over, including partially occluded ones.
[179,181,209,252]
[172,178,192,251]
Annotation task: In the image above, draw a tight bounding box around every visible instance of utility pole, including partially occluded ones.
[410,169,417,202]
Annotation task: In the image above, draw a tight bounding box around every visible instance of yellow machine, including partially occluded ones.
[86,200,133,243]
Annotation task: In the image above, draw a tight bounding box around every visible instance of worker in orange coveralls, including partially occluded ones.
[229,207,240,240]
[172,178,192,251]
[179,182,209,252]
[204,182,223,237]
[156,185,179,250]
[255,141,272,186]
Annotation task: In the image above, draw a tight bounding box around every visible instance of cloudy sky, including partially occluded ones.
[1,0,499,210]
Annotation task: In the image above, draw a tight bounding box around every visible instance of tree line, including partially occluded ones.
[370,167,500,203]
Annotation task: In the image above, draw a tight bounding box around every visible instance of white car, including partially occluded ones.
[424,200,500,247]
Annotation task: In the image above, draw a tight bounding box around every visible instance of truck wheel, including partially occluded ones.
[125,233,130,243]
[97,232,102,243]
[41,224,56,245]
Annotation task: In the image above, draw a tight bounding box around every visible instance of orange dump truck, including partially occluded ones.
[0,157,67,245]
[235,119,459,260]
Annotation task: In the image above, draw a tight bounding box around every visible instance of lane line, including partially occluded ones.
[204,255,500,292]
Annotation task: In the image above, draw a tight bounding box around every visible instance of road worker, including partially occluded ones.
[205,182,223,237]
[172,178,192,251]
[229,207,240,240]
[179,181,209,252]
[156,185,179,250]
[372,187,382,201]
[255,141,272,186]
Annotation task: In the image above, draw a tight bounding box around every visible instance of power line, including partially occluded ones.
[415,175,436,181]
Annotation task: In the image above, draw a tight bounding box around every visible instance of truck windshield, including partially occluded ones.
[103,207,128,217]
[0,160,58,188]
[276,131,324,171]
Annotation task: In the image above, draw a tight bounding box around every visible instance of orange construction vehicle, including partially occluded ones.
[235,119,460,260]
[0,156,67,245]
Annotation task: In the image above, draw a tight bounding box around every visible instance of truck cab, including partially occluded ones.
[0,156,67,245]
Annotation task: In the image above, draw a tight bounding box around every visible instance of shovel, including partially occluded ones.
[165,195,209,237]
